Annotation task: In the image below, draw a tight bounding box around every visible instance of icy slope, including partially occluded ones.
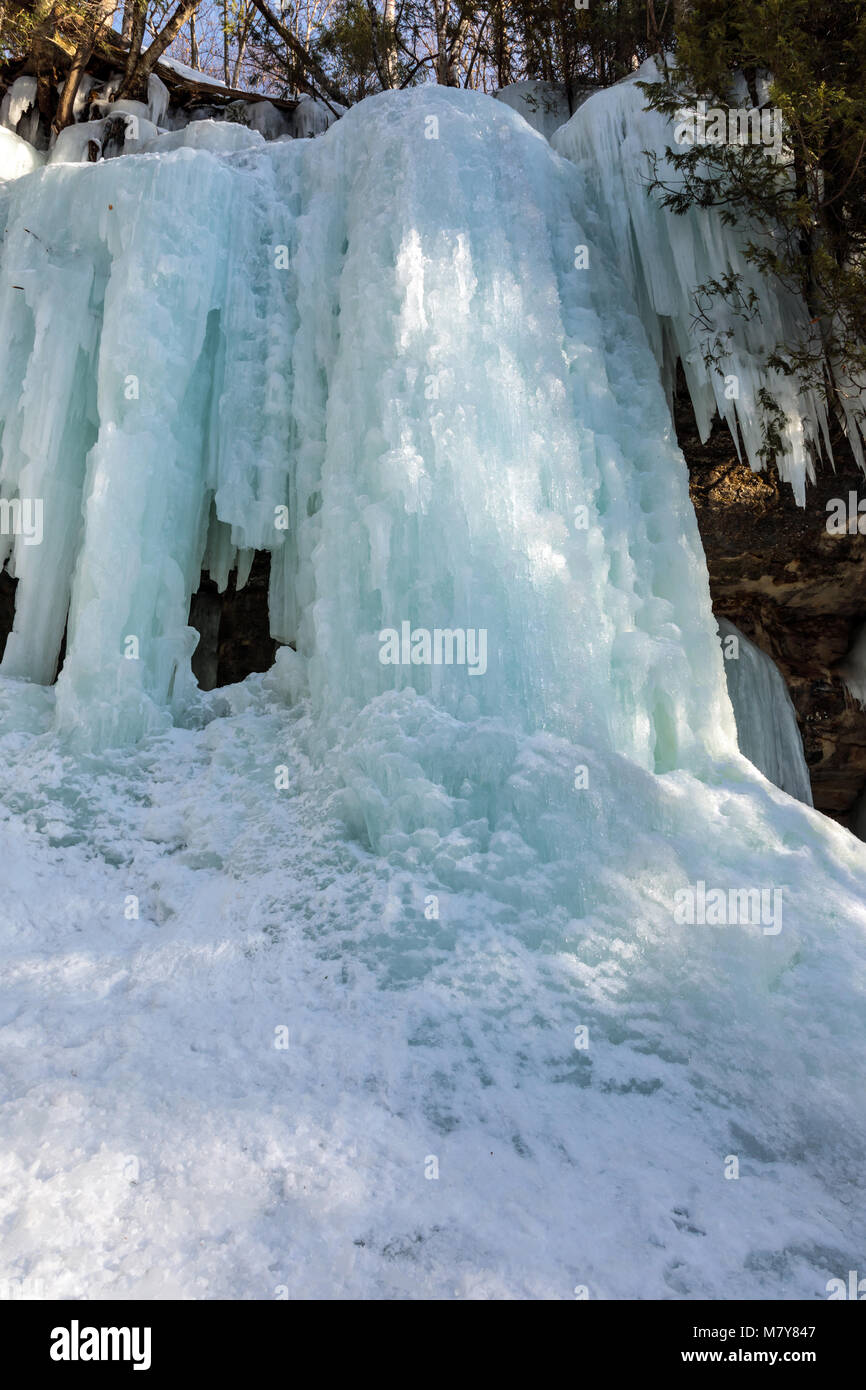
[1,670,865,1299]
[0,90,864,1299]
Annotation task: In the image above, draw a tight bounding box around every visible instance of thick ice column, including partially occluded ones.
[50,150,238,743]
[0,169,105,686]
[288,89,736,770]
[718,618,813,804]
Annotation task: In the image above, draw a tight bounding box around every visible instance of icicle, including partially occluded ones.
[717,619,813,804]
[0,88,735,761]
[553,61,837,504]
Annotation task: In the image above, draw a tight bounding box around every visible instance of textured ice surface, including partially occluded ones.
[242,100,293,141]
[0,127,45,181]
[289,94,345,138]
[553,63,846,503]
[49,115,161,165]
[0,88,734,760]
[718,619,812,805]
[0,76,38,146]
[0,89,864,1299]
[138,119,265,156]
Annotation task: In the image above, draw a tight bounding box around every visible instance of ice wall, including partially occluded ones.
[0,92,735,770]
[552,63,844,505]
[2,86,866,1300]
[718,618,812,804]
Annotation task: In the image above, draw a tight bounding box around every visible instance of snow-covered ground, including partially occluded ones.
[0,85,864,1299]
[1,670,865,1298]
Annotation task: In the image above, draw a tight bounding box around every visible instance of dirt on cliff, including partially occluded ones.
[678,372,866,826]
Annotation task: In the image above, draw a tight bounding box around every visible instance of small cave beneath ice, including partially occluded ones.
[188,550,278,691]
[0,568,16,664]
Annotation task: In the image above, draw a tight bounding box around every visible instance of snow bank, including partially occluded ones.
[157,56,227,89]
[553,62,841,504]
[0,87,864,1299]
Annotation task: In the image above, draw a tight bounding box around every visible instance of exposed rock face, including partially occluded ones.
[0,553,277,693]
[678,380,866,826]
[0,570,16,664]
[189,551,278,691]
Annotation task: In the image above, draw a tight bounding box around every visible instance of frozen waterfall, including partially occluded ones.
[0,87,735,767]
[0,85,865,1301]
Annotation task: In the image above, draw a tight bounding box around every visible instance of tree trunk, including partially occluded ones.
[189,10,198,68]
[434,0,449,84]
[121,0,202,100]
[54,0,120,132]
[448,14,470,86]
[28,1,60,126]
[495,0,509,89]
[248,0,345,109]
[230,6,253,88]
[53,36,92,131]
[382,0,397,87]
[122,0,148,92]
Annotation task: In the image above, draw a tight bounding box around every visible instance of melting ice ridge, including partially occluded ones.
[0,87,864,1298]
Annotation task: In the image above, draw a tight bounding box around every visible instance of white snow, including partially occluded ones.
[156,56,226,89]
[718,618,813,804]
[0,86,864,1299]
[91,97,152,125]
[48,118,105,164]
